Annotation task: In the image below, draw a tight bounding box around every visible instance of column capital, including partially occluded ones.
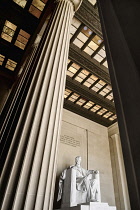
[110,133,119,141]
[70,0,82,11]
[57,0,82,12]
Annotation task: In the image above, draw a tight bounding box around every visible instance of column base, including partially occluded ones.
[55,202,116,210]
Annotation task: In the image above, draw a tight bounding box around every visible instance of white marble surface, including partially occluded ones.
[57,202,116,210]
[88,0,96,6]
[108,123,131,210]
[56,109,115,206]
[59,158,101,208]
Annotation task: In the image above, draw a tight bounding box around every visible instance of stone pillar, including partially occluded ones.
[0,34,41,170]
[1,0,82,210]
[97,0,140,209]
[110,134,131,210]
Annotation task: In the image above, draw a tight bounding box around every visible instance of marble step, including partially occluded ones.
[55,202,117,210]
[55,202,116,210]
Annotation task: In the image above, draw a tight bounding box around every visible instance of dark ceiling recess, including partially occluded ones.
[0,0,55,78]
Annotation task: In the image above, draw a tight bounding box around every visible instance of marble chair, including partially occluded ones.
[61,168,101,208]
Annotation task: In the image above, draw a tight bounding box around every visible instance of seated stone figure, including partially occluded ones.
[57,156,101,207]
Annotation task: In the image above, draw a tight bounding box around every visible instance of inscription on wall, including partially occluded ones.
[60,135,80,147]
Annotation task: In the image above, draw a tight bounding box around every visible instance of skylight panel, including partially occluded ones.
[92,35,103,46]
[83,47,94,56]
[91,80,106,92]
[98,48,106,58]
[32,0,45,10]
[83,74,98,88]
[83,101,94,109]
[67,66,77,77]
[83,81,91,88]
[94,54,103,62]
[5,59,17,71]
[97,108,107,115]
[99,85,112,96]
[0,54,5,66]
[90,105,101,112]
[15,29,30,50]
[73,38,84,48]
[106,92,113,100]
[68,93,80,102]
[1,20,17,43]
[13,0,27,8]
[72,17,81,29]
[103,61,108,68]
[70,18,81,37]
[64,89,72,98]
[29,0,45,18]
[75,69,90,83]
[81,26,93,38]
[90,74,98,81]
[76,98,87,106]
[72,63,81,70]
[88,41,98,51]
[67,62,80,77]
[103,112,113,118]
[70,25,77,36]
[109,114,117,121]
[77,32,88,43]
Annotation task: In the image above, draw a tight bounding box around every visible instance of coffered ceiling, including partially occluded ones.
[0,0,117,126]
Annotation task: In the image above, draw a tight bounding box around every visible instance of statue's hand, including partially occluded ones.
[86,170,93,175]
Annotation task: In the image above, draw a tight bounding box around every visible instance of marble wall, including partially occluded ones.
[55,109,115,207]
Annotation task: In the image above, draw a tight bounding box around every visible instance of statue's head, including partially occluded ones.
[75,156,81,165]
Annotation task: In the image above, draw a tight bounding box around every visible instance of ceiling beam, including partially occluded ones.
[69,44,111,85]
[70,23,85,43]
[100,57,107,65]
[81,32,96,51]
[63,99,112,127]
[66,76,116,113]
[75,0,102,38]
[0,39,24,63]
[91,42,104,58]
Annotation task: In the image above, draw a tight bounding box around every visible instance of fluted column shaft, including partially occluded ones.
[0,35,41,171]
[110,134,131,210]
[1,0,82,210]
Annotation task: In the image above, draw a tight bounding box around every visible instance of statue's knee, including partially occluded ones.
[93,178,97,183]
[90,179,96,187]
[95,179,98,185]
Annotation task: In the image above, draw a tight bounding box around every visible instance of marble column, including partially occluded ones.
[97,0,140,209]
[1,0,82,210]
[0,34,41,170]
[110,134,131,210]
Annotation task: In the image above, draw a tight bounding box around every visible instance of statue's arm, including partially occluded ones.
[57,169,67,201]
[86,169,99,176]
